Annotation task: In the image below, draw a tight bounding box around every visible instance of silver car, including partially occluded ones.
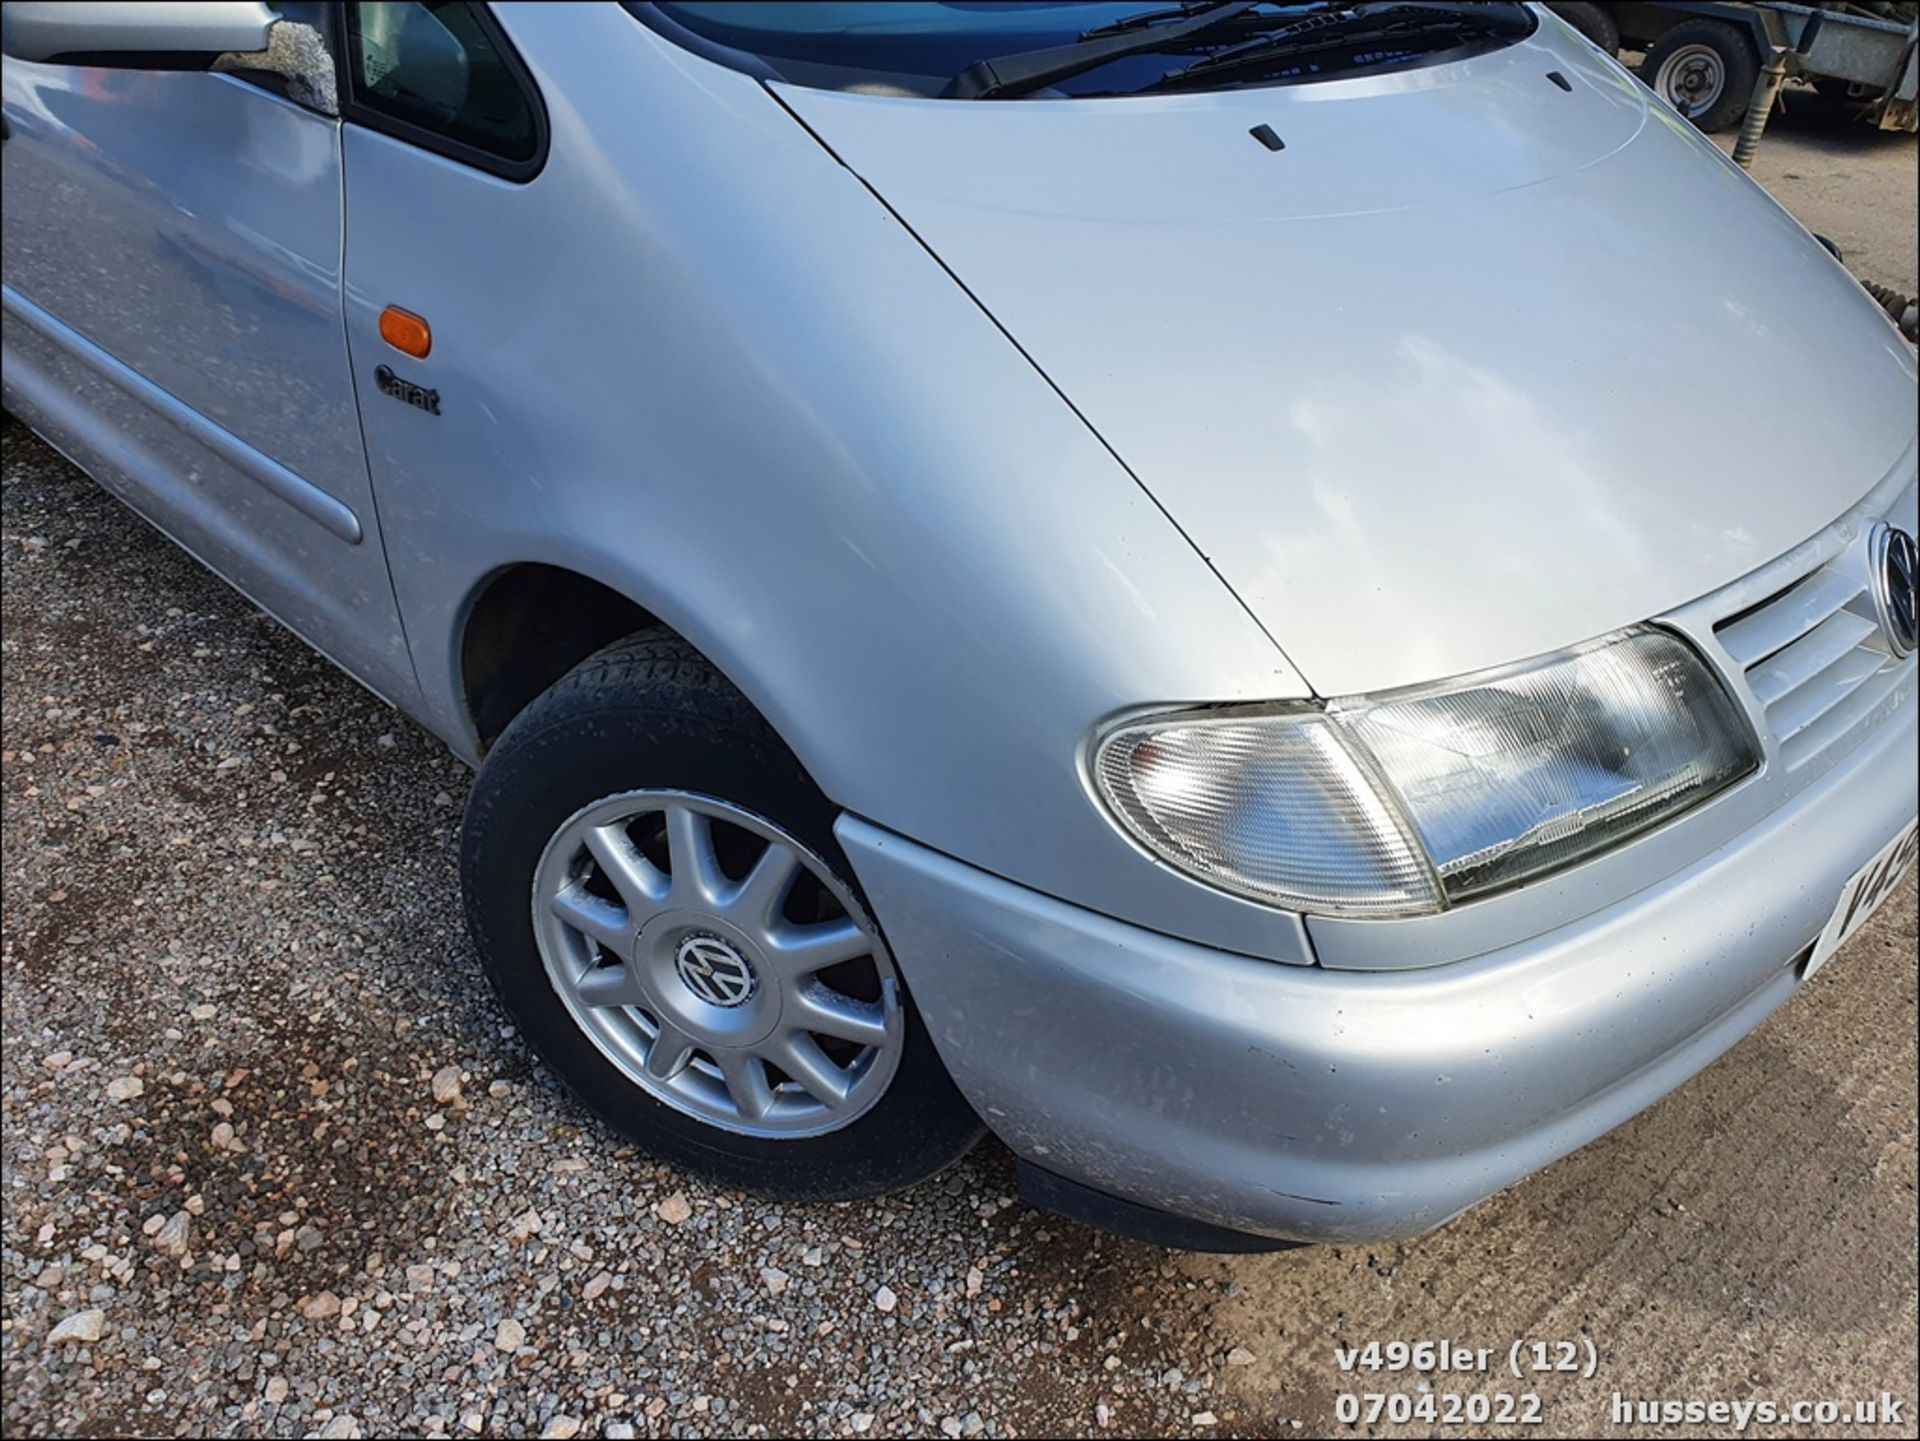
[3,0,1915,1249]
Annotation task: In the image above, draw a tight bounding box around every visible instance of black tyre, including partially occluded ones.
[461,629,985,1200]
[1546,1,1619,55]
[1640,19,1759,132]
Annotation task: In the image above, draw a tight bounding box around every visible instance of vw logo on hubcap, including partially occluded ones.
[1871,523,1918,659]
[674,933,757,1008]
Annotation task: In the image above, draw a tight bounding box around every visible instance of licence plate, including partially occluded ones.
[1805,818,1919,980]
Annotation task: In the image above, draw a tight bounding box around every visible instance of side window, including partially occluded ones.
[343,2,545,178]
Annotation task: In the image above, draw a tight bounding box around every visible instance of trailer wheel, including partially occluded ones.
[1642,19,1759,132]
[1546,2,1619,56]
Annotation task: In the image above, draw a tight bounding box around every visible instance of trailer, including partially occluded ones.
[1549,1,1920,132]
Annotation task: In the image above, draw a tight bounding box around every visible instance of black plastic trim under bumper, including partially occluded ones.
[1016,1161,1301,1254]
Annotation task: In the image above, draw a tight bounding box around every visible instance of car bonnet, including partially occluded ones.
[774,25,1919,696]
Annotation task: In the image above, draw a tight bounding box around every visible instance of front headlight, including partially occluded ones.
[1092,629,1758,918]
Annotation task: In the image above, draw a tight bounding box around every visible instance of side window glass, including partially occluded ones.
[344,2,542,174]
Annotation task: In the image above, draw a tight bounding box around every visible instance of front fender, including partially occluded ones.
[343,2,1315,962]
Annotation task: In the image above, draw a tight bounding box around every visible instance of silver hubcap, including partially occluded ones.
[532,790,903,1138]
[1656,44,1726,115]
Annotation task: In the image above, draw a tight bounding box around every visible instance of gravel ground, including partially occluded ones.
[3,112,1917,1441]
[2,417,1221,1441]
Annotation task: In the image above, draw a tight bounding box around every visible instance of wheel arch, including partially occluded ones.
[442,536,892,837]
[457,560,665,751]
[452,558,847,781]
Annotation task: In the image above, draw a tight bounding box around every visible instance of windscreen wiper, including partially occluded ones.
[942,0,1261,99]
[1142,2,1533,91]
[1078,1,1251,39]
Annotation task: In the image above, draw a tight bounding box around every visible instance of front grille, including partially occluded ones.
[1712,529,1908,770]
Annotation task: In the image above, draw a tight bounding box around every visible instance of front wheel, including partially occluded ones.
[460,630,984,1199]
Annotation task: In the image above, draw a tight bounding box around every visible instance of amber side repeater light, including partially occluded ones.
[378,305,432,359]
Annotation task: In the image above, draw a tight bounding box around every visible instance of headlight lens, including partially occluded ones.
[1093,629,1757,917]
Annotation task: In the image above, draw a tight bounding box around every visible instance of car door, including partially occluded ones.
[0,4,420,710]
[330,0,548,747]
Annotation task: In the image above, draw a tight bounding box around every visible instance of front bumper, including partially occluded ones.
[839,677,1916,1243]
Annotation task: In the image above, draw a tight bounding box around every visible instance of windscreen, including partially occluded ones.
[648,2,1537,98]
